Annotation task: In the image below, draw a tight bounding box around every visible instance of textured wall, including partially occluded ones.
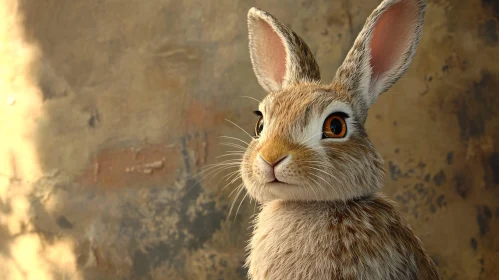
[0,0,498,279]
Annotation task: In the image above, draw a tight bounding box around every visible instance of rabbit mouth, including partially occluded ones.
[265,180,295,187]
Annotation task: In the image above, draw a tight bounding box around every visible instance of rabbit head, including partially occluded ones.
[241,0,426,202]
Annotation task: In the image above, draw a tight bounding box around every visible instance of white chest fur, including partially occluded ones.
[245,198,425,280]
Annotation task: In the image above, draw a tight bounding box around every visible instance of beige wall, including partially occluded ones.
[0,0,498,279]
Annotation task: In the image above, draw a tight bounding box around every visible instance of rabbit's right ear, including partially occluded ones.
[333,0,426,108]
[247,8,321,93]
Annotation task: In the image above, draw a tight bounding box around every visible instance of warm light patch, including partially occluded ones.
[0,1,81,279]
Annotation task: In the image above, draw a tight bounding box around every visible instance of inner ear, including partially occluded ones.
[253,18,287,87]
[370,0,418,77]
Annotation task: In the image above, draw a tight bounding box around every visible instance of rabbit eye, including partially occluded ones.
[323,113,347,139]
[254,111,264,137]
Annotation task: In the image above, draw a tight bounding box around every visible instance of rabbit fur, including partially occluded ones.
[239,0,441,279]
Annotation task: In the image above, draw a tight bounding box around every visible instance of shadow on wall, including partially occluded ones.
[0,0,499,279]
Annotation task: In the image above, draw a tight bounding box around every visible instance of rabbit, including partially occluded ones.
[238,0,442,279]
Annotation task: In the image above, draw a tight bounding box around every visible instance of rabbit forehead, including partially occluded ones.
[257,84,355,143]
[259,84,351,117]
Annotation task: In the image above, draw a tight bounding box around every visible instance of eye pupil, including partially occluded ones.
[322,113,347,139]
[255,116,264,137]
[330,118,343,135]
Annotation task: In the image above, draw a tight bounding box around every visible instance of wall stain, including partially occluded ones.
[476,205,492,236]
[437,195,446,208]
[447,151,454,165]
[479,19,498,46]
[88,110,101,128]
[481,0,499,19]
[56,215,73,229]
[486,152,499,186]
[424,173,431,182]
[454,172,471,199]
[479,258,485,279]
[388,161,412,181]
[470,237,478,251]
[395,182,438,218]
[430,204,437,213]
[433,170,447,186]
[132,250,151,279]
[455,72,496,141]
[129,178,226,278]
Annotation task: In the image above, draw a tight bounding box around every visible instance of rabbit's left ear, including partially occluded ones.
[247,7,321,93]
[333,0,426,107]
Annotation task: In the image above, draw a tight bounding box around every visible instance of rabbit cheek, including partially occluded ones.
[241,147,259,189]
[241,143,276,202]
[321,138,383,200]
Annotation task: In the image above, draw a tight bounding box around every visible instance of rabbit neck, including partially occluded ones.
[245,193,434,280]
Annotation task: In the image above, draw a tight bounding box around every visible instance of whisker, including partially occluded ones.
[183,164,237,198]
[227,182,244,200]
[193,166,242,200]
[302,160,334,167]
[301,161,334,171]
[225,172,242,184]
[219,135,252,146]
[205,158,243,164]
[198,168,237,190]
[219,143,254,152]
[215,153,244,160]
[222,175,242,191]
[202,161,242,168]
[199,163,241,175]
[302,132,324,144]
[218,142,249,151]
[202,158,242,168]
[228,184,246,218]
[224,119,255,140]
[235,192,249,220]
[308,176,326,201]
[205,163,240,181]
[228,181,244,197]
[192,164,232,183]
[239,95,261,103]
[223,150,246,154]
[305,179,319,201]
[219,141,254,150]
[220,178,242,201]
[193,164,240,189]
[309,173,338,198]
[307,166,336,179]
[221,169,240,181]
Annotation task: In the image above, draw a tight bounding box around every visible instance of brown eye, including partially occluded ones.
[323,113,347,138]
[254,111,264,137]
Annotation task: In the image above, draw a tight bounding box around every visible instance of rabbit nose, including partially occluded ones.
[261,154,288,167]
[257,154,289,182]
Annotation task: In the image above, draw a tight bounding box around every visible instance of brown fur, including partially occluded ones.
[239,0,441,279]
[247,195,440,279]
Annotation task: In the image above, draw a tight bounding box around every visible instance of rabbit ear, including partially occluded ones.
[333,0,426,107]
[248,7,321,93]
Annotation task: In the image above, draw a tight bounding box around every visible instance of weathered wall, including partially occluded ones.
[0,0,497,279]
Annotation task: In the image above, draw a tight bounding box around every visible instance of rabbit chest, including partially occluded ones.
[246,197,425,280]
